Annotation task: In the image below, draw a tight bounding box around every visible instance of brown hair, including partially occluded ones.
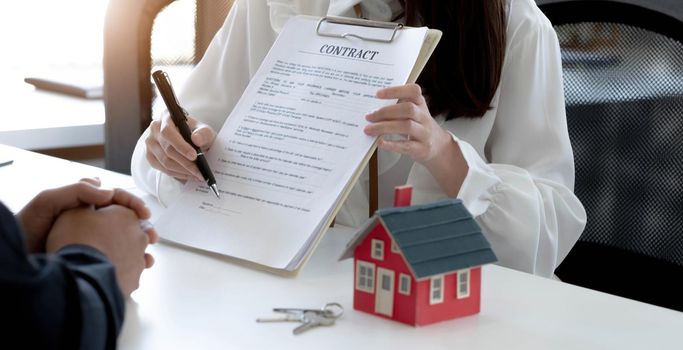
[405,0,507,119]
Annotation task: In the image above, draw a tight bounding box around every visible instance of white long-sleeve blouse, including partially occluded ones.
[131,0,587,278]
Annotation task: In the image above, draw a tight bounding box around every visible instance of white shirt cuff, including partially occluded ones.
[453,135,501,217]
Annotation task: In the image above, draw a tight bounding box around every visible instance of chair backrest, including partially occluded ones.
[103,0,233,173]
[537,0,683,310]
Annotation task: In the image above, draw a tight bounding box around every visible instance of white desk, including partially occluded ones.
[0,65,193,152]
[0,74,104,150]
[1,144,681,350]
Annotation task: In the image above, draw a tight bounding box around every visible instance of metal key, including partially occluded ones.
[273,302,344,319]
[292,311,337,335]
[256,312,306,323]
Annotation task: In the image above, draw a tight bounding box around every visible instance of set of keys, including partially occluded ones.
[256,302,343,335]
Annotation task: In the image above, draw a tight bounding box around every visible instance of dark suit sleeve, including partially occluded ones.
[0,202,125,350]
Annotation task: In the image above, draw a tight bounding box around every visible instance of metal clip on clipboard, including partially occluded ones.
[316,16,404,43]
[315,16,405,217]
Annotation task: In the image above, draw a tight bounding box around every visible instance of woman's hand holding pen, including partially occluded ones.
[146,113,217,181]
[363,83,469,197]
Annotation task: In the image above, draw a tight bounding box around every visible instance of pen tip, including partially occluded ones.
[211,184,220,198]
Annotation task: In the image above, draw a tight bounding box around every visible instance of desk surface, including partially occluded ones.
[1,144,682,350]
[0,70,104,150]
[0,65,193,151]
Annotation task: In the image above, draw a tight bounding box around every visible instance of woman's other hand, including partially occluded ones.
[364,84,453,164]
[364,84,468,196]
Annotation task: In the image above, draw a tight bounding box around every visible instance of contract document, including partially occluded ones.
[155,15,439,274]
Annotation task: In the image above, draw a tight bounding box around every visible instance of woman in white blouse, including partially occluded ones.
[131,0,587,278]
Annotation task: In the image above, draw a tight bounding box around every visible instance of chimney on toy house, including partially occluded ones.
[393,185,413,208]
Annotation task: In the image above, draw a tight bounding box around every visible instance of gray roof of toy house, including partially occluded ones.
[340,199,497,280]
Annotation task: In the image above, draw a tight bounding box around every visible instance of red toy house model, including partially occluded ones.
[339,186,497,326]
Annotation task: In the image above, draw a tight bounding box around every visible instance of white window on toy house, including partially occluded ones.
[356,261,375,293]
[398,273,411,296]
[371,239,384,261]
[391,239,400,253]
[429,275,444,304]
[457,269,471,299]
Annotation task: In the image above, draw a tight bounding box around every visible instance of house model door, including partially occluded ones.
[375,268,395,317]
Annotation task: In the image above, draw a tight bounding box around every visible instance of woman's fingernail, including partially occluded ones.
[139,220,154,232]
[186,151,197,160]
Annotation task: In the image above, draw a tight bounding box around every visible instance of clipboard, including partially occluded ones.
[155,14,442,277]
[316,16,442,217]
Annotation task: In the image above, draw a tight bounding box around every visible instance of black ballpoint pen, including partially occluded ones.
[152,70,220,198]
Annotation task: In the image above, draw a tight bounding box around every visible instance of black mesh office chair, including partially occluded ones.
[536,0,683,311]
[103,0,233,173]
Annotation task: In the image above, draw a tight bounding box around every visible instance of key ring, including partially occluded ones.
[321,302,344,319]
